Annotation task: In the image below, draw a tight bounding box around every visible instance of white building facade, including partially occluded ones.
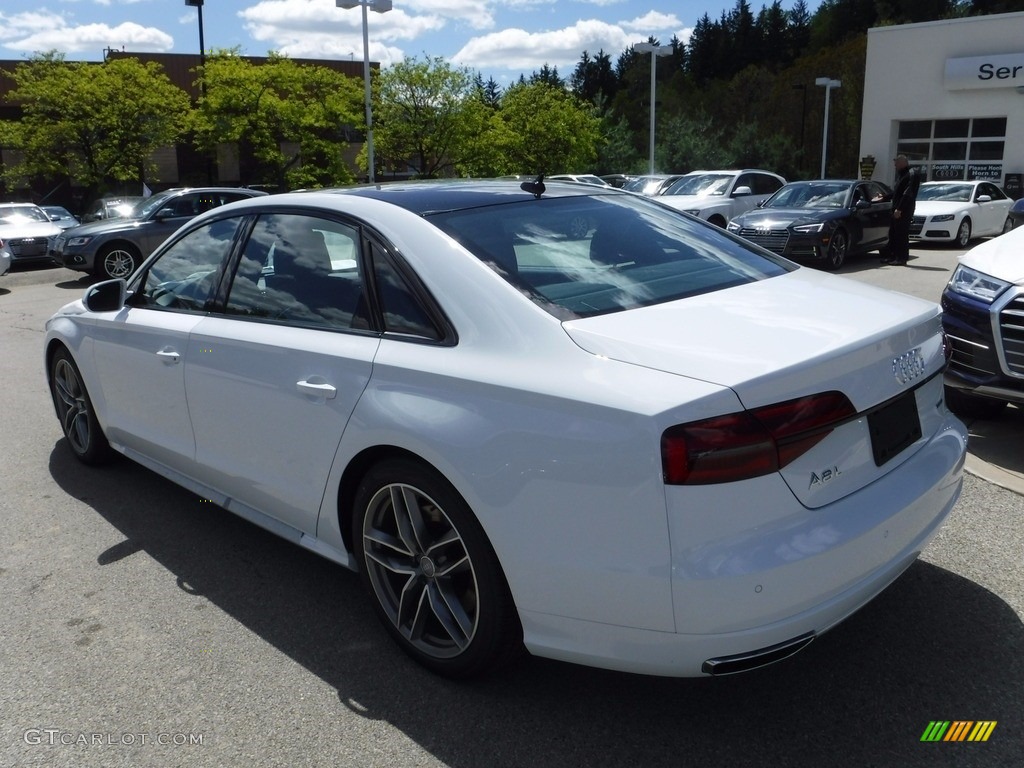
[860,12,1024,197]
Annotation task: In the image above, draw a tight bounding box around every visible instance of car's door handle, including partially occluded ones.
[296,379,337,400]
[156,349,180,364]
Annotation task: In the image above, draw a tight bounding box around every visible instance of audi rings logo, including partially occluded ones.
[893,347,927,385]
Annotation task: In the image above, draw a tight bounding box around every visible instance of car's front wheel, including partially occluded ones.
[97,244,141,280]
[49,346,113,465]
[824,228,848,270]
[353,458,522,678]
[955,218,972,248]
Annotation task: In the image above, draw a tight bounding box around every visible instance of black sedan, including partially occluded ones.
[727,180,893,270]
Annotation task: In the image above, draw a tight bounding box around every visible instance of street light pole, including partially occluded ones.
[635,42,672,176]
[337,0,392,184]
[184,0,206,96]
[815,77,841,179]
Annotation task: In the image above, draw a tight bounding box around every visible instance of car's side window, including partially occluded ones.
[734,174,755,194]
[370,244,441,340]
[224,213,368,330]
[754,174,784,195]
[134,217,242,311]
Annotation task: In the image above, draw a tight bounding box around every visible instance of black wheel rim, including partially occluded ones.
[362,483,479,659]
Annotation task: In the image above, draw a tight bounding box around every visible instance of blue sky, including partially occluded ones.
[0,1,807,86]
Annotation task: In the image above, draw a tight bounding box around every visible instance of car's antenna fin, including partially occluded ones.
[520,174,545,198]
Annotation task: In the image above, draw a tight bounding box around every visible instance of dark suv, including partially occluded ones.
[53,187,267,279]
[941,225,1024,418]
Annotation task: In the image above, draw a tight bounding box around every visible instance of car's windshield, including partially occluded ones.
[664,174,734,197]
[764,182,852,209]
[428,193,793,319]
[918,183,972,203]
[0,205,50,224]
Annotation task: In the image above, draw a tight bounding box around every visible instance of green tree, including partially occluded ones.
[483,82,602,176]
[190,50,363,190]
[2,52,190,201]
[372,56,490,178]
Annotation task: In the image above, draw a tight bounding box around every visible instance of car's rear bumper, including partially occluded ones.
[519,412,966,677]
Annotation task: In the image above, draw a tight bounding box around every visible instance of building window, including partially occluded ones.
[896,117,1006,183]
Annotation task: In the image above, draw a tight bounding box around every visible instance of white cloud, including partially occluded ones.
[401,0,495,29]
[452,16,683,72]
[621,11,682,33]
[0,11,173,54]
[238,0,447,63]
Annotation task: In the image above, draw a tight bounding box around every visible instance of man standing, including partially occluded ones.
[881,154,921,265]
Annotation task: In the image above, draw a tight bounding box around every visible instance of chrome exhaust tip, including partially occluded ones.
[701,631,816,676]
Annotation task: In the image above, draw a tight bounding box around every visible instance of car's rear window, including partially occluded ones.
[428,193,794,319]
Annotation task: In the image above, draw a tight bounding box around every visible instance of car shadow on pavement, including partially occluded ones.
[48,445,1023,768]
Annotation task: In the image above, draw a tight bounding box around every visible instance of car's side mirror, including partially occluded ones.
[83,279,127,313]
[854,199,872,209]
[155,207,177,220]
[977,194,992,203]
[732,186,753,197]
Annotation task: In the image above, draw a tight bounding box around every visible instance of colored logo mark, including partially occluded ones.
[921,721,997,742]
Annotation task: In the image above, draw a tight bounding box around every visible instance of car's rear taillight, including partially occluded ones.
[661,392,856,485]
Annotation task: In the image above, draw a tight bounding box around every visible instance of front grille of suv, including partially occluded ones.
[998,294,1024,376]
[737,227,789,255]
[909,215,925,236]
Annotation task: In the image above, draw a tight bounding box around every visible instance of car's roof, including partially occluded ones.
[321,179,614,216]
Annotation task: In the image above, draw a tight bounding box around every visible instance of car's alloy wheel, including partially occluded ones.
[825,229,848,270]
[99,245,140,280]
[353,458,521,677]
[50,347,113,465]
[955,218,972,248]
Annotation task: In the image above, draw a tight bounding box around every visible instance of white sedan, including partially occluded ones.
[44,180,966,679]
[658,169,787,227]
[912,180,1014,246]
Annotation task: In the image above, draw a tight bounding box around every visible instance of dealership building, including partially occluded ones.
[860,11,1024,197]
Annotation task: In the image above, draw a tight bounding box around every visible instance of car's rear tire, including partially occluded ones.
[824,228,848,270]
[955,218,972,248]
[97,244,141,280]
[1002,217,1013,235]
[944,386,1006,420]
[352,458,522,678]
[50,346,114,465]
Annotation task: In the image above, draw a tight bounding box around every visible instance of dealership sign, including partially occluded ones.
[945,53,1024,90]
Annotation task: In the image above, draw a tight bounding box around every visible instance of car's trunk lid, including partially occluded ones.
[562,269,950,507]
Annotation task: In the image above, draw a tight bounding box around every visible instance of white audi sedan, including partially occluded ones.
[45,180,967,679]
[912,180,1014,246]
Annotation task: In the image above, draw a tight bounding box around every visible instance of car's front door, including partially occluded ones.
[184,212,380,534]
[89,217,242,471]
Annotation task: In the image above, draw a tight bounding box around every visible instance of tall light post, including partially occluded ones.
[815,77,841,179]
[337,0,392,184]
[635,42,672,175]
[184,0,206,95]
